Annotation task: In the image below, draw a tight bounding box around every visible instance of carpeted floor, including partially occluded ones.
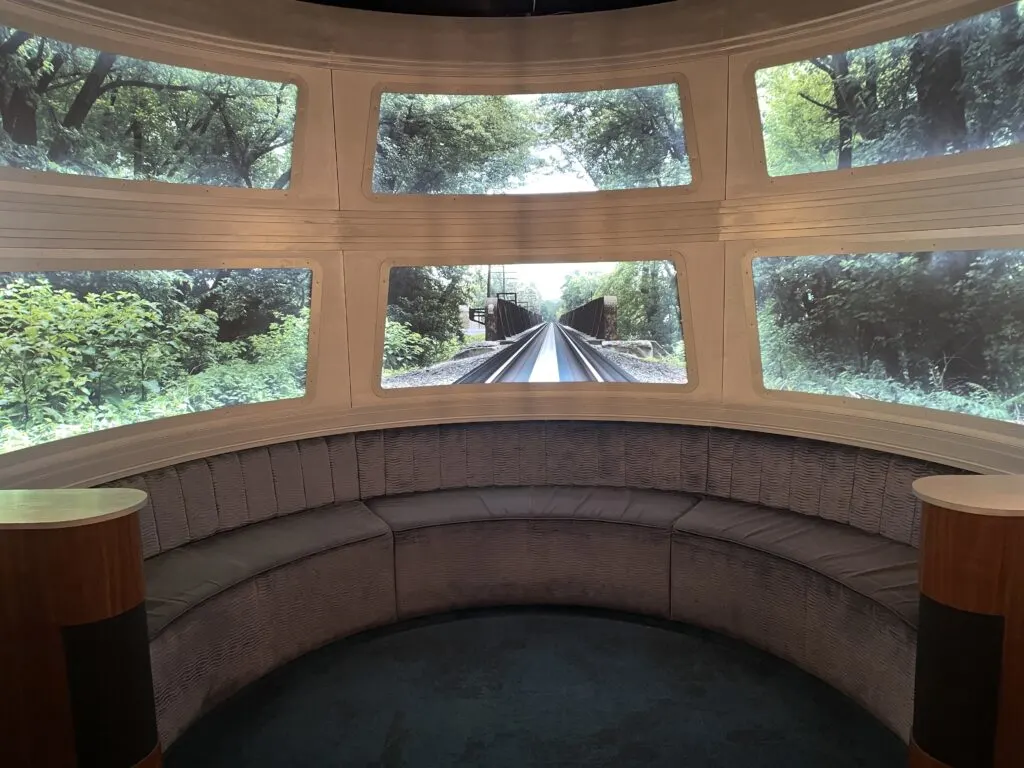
[166,608,906,767]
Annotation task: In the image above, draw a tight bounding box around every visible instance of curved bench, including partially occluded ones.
[101,421,961,746]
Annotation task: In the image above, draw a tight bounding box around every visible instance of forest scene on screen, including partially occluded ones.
[0,269,311,453]
[0,26,297,188]
[374,85,690,194]
[755,251,1024,424]
[382,261,685,387]
[757,1,1024,176]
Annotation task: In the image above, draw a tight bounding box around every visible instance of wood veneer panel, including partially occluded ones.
[914,492,1024,768]
[919,502,1007,614]
[995,520,1024,766]
[0,512,155,767]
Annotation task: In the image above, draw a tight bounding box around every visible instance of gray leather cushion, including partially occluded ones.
[368,486,698,532]
[145,501,389,638]
[674,499,919,626]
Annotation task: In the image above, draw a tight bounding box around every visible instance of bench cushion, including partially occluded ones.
[367,486,699,532]
[145,501,389,638]
[674,499,919,626]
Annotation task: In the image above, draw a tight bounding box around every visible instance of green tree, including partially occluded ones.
[374,93,539,194]
[540,84,691,188]
[596,260,682,348]
[0,25,297,188]
[0,280,87,427]
[754,251,1024,421]
[757,2,1024,175]
[386,266,469,355]
[558,270,604,314]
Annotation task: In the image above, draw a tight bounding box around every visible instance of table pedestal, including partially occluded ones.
[910,476,1024,768]
[0,489,160,767]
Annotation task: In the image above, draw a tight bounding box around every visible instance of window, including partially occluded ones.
[381,260,686,387]
[0,268,312,453]
[753,251,1024,423]
[0,26,297,188]
[756,1,1024,177]
[373,85,690,195]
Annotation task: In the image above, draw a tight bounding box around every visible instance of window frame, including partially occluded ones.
[360,72,704,205]
[728,0,1024,197]
[0,10,337,207]
[359,249,698,400]
[0,252,325,457]
[737,239,1024,437]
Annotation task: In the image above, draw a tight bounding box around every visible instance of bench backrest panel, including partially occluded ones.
[104,422,962,558]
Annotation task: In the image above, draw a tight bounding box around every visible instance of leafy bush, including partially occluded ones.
[0,271,311,454]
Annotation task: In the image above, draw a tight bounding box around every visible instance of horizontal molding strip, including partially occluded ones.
[2,399,1021,489]
[6,0,968,72]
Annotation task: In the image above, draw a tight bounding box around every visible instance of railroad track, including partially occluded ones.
[455,322,636,384]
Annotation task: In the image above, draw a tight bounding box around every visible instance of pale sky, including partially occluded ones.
[478,261,617,301]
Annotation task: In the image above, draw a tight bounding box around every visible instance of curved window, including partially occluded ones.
[756,2,1024,176]
[753,250,1024,424]
[381,260,686,387]
[0,25,297,188]
[373,85,690,195]
[0,268,312,454]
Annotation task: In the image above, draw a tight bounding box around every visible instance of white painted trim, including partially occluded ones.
[3,0,999,72]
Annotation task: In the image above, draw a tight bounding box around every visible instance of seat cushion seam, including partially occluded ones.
[673,529,918,629]
[148,530,392,639]
[379,516,686,533]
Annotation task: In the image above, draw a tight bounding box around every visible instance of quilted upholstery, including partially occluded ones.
[368,486,698,531]
[105,434,361,557]
[671,533,917,739]
[150,537,396,746]
[352,422,959,547]
[675,499,920,625]
[145,500,388,638]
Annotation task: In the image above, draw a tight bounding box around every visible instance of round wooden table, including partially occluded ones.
[0,489,162,767]
[910,475,1024,768]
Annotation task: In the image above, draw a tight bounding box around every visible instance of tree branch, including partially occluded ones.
[798,92,841,118]
[96,79,196,97]
[810,57,836,77]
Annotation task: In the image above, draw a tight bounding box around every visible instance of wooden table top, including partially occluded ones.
[0,489,148,530]
[913,475,1024,517]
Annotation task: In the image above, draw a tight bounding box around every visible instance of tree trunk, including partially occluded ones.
[272,168,291,189]
[830,53,855,168]
[48,51,117,163]
[911,29,968,155]
[0,30,31,58]
[130,119,144,177]
[999,3,1024,141]
[2,49,64,149]
[4,88,38,145]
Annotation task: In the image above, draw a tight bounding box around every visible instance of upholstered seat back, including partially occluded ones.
[105,436,360,558]
[353,423,959,547]
[104,421,961,558]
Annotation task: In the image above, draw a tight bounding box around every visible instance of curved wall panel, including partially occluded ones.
[0,0,1022,489]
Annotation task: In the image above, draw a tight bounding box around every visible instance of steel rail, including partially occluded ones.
[456,322,637,384]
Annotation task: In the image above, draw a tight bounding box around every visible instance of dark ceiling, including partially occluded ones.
[297,0,674,16]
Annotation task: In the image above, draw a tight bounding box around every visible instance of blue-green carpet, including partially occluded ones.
[166,608,906,767]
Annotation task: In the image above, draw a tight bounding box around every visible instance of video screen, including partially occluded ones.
[381,260,686,388]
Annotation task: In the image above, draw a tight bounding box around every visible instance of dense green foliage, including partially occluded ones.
[0,26,296,187]
[559,261,684,359]
[541,85,690,189]
[752,3,1024,424]
[0,269,311,453]
[755,252,1024,423]
[374,85,690,194]
[758,1,1024,175]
